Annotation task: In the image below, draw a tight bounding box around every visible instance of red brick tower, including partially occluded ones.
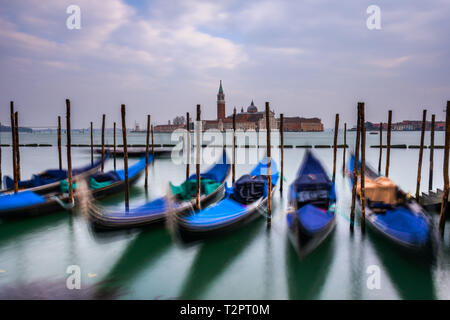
[217,80,225,120]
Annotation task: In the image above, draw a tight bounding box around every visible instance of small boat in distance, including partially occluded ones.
[348,154,436,255]
[286,150,336,259]
[173,157,279,242]
[95,147,172,158]
[88,150,230,230]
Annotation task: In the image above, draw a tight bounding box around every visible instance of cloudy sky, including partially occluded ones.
[0,0,449,128]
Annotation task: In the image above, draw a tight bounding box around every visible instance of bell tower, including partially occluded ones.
[217,80,225,120]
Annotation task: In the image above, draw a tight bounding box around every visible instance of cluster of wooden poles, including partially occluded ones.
[3,100,278,226]
[328,101,450,236]
[3,99,449,235]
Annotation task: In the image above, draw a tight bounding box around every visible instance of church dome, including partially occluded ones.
[247,100,258,113]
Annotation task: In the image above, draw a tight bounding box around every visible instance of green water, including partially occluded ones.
[0,131,449,299]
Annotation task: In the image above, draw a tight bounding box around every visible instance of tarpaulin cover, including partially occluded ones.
[293,151,331,192]
[0,191,46,212]
[232,174,266,204]
[296,204,334,235]
[374,207,430,246]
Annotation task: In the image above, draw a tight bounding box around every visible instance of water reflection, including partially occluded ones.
[285,231,335,299]
[368,228,436,299]
[0,212,67,246]
[178,218,263,299]
[95,227,172,297]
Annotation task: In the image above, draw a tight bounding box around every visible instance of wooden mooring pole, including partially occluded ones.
[196,105,201,210]
[113,122,117,170]
[332,114,339,183]
[280,113,284,194]
[186,112,190,180]
[121,104,130,211]
[350,104,361,229]
[378,122,382,174]
[145,115,150,189]
[385,110,392,177]
[265,102,272,227]
[0,122,2,188]
[415,109,427,200]
[58,116,62,170]
[428,114,435,191]
[342,122,347,175]
[439,101,450,235]
[360,103,366,233]
[66,99,74,204]
[101,114,106,172]
[10,102,18,193]
[90,121,94,166]
[14,111,21,181]
[151,124,154,155]
[232,109,236,184]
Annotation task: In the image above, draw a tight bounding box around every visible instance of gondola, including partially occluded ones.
[88,150,230,229]
[1,157,104,195]
[0,156,152,220]
[286,150,336,259]
[174,157,278,242]
[348,154,435,254]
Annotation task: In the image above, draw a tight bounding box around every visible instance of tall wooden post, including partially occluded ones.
[378,122,382,174]
[113,122,117,170]
[58,116,62,170]
[350,104,361,229]
[439,101,450,235]
[186,112,190,180]
[151,124,154,154]
[415,110,427,200]
[66,99,74,203]
[280,114,284,193]
[342,122,347,175]
[332,114,339,183]
[90,122,94,166]
[360,103,366,233]
[232,109,236,184]
[121,104,129,211]
[145,115,150,189]
[196,105,201,210]
[265,102,272,227]
[385,110,392,177]
[10,102,18,192]
[0,122,2,188]
[101,114,106,172]
[14,111,21,181]
[428,114,435,191]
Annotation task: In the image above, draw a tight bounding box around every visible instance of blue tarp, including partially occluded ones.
[374,207,430,246]
[296,204,334,235]
[184,198,247,226]
[188,150,230,183]
[293,151,331,191]
[115,155,153,181]
[0,191,46,212]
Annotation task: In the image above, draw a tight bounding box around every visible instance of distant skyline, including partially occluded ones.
[0,0,449,129]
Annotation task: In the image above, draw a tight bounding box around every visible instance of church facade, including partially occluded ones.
[202,81,323,132]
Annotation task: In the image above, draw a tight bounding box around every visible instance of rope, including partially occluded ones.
[51,195,75,210]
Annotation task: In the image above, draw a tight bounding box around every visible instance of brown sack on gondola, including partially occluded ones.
[357,176,397,205]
